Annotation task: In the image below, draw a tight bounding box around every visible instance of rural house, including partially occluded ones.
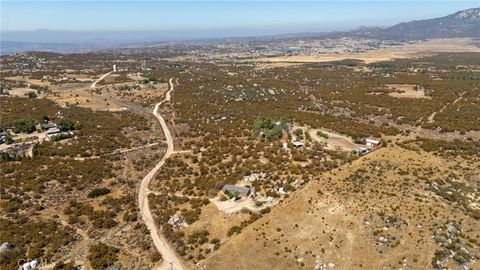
[222,185,251,198]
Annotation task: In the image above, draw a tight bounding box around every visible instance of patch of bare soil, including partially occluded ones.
[307,128,360,151]
[387,84,432,99]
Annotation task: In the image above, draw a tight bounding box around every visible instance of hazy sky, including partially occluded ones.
[1,1,479,34]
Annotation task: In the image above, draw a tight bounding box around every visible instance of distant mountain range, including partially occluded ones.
[1,8,479,55]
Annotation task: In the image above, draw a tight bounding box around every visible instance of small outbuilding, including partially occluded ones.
[292,141,304,148]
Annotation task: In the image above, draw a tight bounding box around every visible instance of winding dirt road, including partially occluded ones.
[138,78,186,270]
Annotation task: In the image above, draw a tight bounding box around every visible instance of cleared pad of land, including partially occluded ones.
[308,129,360,151]
[387,84,431,99]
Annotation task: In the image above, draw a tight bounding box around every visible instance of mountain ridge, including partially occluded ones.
[1,7,479,55]
[346,7,480,39]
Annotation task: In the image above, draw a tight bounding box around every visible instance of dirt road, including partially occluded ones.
[427,91,466,123]
[138,78,186,270]
[91,70,113,88]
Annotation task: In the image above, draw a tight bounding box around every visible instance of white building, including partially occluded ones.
[366,139,380,148]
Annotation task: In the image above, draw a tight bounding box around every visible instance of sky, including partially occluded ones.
[1,1,479,41]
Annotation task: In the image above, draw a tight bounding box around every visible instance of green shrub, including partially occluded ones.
[13,118,36,133]
[57,119,82,131]
[50,132,73,142]
[294,129,304,136]
[87,187,111,198]
[87,243,118,270]
[25,91,37,98]
[316,131,329,139]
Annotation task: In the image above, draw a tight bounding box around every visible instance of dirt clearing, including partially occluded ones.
[387,84,432,99]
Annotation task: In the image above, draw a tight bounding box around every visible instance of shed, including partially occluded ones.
[292,141,304,148]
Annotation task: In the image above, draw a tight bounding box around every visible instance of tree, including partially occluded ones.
[380,138,388,146]
[13,118,36,133]
[25,91,37,98]
[264,126,282,141]
[87,187,111,198]
[57,119,82,131]
[3,133,14,144]
[294,128,304,137]
[252,117,283,141]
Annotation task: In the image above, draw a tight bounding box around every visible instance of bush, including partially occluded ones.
[183,209,201,224]
[224,190,239,200]
[380,138,388,146]
[57,119,82,131]
[150,250,162,262]
[317,131,329,139]
[53,261,76,270]
[25,91,37,99]
[227,225,242,236]
[87,187,111,198]
[50,132,73,142]
[30,84,49,92]
[87,243,118,270]
[294,129,304,136]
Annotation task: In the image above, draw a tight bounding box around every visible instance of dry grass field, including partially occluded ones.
[201,142,480,270]
[2,44,479,270]
[257,38,480,64]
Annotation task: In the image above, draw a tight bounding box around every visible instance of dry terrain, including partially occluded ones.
[201,142,480,270]
[257,38,480,64]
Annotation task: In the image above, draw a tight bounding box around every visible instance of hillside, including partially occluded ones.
[348,8,480,40]
[202,141,480,270]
